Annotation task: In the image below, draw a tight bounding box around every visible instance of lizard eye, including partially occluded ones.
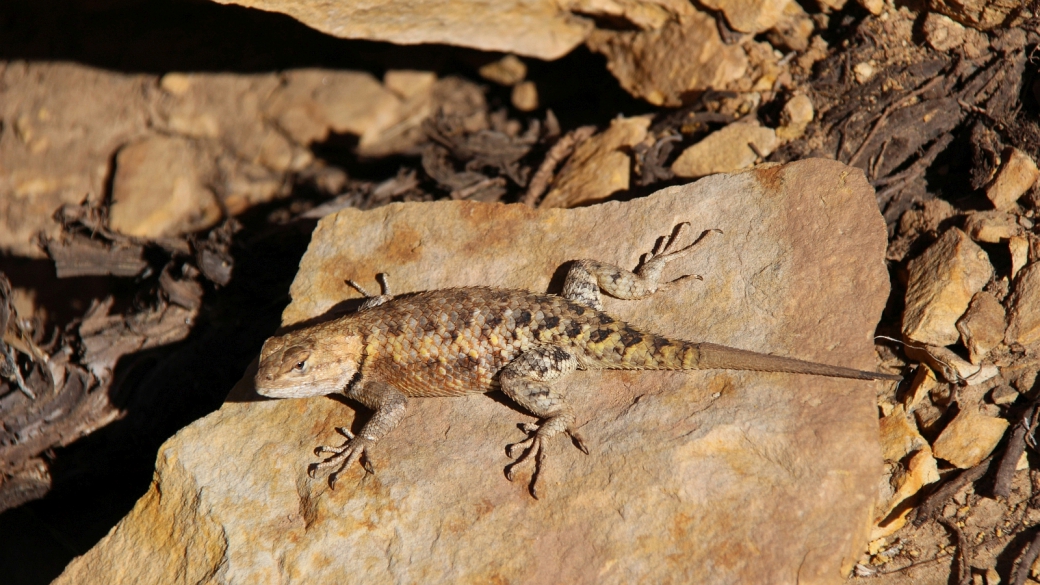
[293,360,306,371]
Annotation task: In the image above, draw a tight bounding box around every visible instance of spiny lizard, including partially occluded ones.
[256,223,901,497]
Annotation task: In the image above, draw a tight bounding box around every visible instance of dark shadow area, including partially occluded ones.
[0,203,316,584]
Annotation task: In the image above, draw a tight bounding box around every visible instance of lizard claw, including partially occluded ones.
[504,434,548,499]
[308,428,375,488]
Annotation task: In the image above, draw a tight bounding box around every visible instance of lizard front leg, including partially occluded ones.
[499,346,585,498]
[310,379,407,488]
[562,222,719,310]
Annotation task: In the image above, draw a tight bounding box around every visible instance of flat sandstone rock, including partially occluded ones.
[54,159,892,585]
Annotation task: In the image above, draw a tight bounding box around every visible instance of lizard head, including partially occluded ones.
[255,325,363,398]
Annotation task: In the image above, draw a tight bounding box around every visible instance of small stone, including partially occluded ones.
[985,567,1001,585]
[923,12,966,51]
[1006,263,1040,346]
[478,55,527,86]
[932,407,1009,468]
[1011,236,1030,279]
[766,2,814,52]
[914,400,946,437]
[109,135,222,238]
[990,385,1019,406]
[879,405,928,461]
[511,81,538,112]
[930,0,1025,31]
[858,0,884,14]
[854,61,876,84]
[987,147,1039,211]
[957,292,1006,363]
[159,72,193,96]
[383,70,437,100]
[903,228,994,346]
[964,210,1023,243]
[1018,451,1029,471]
[776,94,814,141]
[671,122,779,179]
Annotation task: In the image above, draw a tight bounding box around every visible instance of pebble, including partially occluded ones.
[956,291,1006,363]
[987,147,1039,211]
[671,122,779,179]
[903,228,994,346]
[932,407,1009,468]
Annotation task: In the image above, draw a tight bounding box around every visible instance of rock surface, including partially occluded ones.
[210,0,594,60]
[902,228,994,347]
[54,160,892,585]
[109,136,222,238]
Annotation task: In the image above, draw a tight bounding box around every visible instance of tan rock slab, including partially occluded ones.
[541,116,650,208]
[587,11,748,107]
[957,292,1006,363]
[1006,263,1040,346]
[964,210,1024,243]
[109,135,222,239]
[902,227,994,346]
[210,0,593,60]
[986,147,1039,211]
[671,123,779,179]
[55,159,891,585]
[698,0,790,33]
[932,407,1009,468]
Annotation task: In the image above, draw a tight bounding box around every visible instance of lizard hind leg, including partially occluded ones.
[561,223,719,310]
[499,346,585,499]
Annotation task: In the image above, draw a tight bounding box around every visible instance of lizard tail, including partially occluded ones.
[589,325,900,381]
[678,341,902,381]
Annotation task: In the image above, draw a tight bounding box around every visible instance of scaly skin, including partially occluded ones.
[256,223,900,497]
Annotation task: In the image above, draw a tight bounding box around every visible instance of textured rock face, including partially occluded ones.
[209,0,594,60]
[55,159,892,585]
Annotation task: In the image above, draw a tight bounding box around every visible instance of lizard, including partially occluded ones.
[255,223,901,497]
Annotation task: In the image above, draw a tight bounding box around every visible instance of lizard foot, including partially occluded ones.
[308,426,375,489]
[504,423,588,499]
[638,223,722,288]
